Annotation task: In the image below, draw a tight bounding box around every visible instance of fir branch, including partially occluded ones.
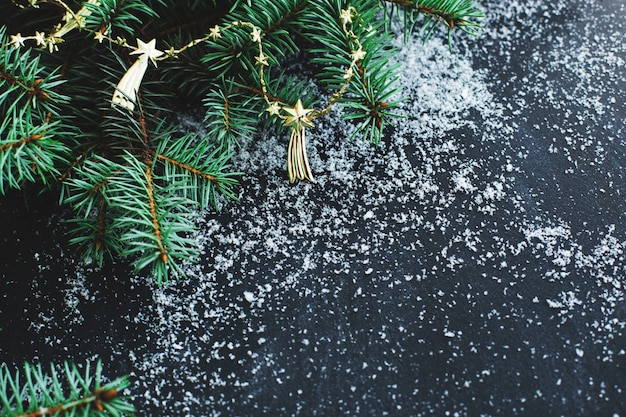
[203,79,259,150]
[144,164,167,263]
[57,148,92,183]
[66,196,117,268]
[94,199,107,250]
[156,132,242,210]
[0,130,44,153]
[83,0,158,38]
[108,152,199,283]
[382,0,483,44]
[1,0,483,282]
[60,105,240,283]
[61,155,123,266]
[201,0,308,78]
[0,360,134,417]
[302,0,402,143]
[0,71,50,103]
[60,154,121,216]
[156,153,216,182]
[0,27,68,115]
[0,109,70,193]
[261,0,310,35]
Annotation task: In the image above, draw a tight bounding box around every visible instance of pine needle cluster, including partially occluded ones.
[0,360,134,417]
[0,0,482,283]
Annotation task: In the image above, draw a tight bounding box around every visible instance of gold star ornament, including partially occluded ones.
[209,25,221,41]
[131,38,164,66]
[340,8,353,25]
[255,52,269,67]
[283,99,314,129]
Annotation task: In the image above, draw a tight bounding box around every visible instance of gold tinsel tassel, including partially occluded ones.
[283,99,315,183]
[287,124,314,183]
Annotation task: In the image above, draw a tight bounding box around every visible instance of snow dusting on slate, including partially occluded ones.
[5,1,625,416]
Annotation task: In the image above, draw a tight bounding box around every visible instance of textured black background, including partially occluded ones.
[1,1,625,416]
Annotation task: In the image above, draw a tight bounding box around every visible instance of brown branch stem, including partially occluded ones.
[156,153,218,183]
[0,133,44,152]
[13,388,118,417]
[145,165,168,264]
[0,66,51,102]
[382,0,462,28]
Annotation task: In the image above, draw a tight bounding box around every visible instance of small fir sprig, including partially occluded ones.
[0,360,135,417]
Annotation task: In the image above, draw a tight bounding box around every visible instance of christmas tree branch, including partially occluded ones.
[384,0,477,26]
[1,0,483,282]
[203,80,259,150]
[57,148,91,182]
[309,5,368,119]
[0,69,50,103]
[62,156,122,267]
[0,131,45,153]
[94,197,107,251]
[62,159,120,215]
[382,0,483,44]
[0,360,134,417]
[104,152,199,282]
[301,1,401,144]
[0,113,69,193]
[262,0,311,36]
[66,198,120,268]
[156,132,242,210]
[12,388,117,417]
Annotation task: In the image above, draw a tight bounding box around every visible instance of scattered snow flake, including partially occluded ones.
[546,299,564,309]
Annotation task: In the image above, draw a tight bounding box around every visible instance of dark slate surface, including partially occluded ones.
[1,1,625,416]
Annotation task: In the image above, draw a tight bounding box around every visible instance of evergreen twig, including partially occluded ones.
[0,361,134,417]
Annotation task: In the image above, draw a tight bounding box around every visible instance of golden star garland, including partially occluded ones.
[4,10,269,113]
[5,2,370,184]
[49,0,100,40]
[110,22,269,112]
